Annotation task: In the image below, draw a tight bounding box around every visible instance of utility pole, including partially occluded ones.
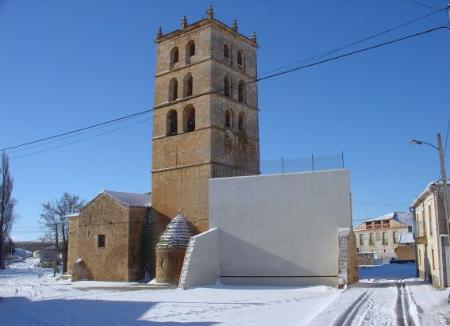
[436,133,449,235]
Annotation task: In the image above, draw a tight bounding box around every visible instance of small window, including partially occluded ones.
[225,109,233,129]
[186,41,195,63]
[170,47,179,67]
[237,50,244,66]
[183,73,193,97]
[369,233,374,245]
[359,234,364,246]
[382,232,388,245]
[189,42,195,56]
[224,44,229,58]
[169,78,178,101]
[238,112,245,131]
[238,80,245,103]
[166,110,178,136]
[393,231,397,243]
[183,106,195,132]
[224,76,230,97]
[97,234,105,248]
[428,205,432,236]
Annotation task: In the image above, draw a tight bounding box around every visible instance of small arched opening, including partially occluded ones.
[166,110,178,136]
[183,73,193,97]
[183,106,195,132]
[169,78,178,101]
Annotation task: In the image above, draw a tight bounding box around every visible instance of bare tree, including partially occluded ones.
[0,152,16,269]
[40,193,84,273]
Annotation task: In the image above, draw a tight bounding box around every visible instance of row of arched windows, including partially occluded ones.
[225,109,246,132]
[166,106,195,136]
[170,41,196,68]
[223,44,245,67]
[169,74,193,101]
[224,76,246,103]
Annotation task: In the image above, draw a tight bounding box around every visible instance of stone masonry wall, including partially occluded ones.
[338,228,358,286]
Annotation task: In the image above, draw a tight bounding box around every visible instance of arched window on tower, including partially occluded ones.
[225,109,233,129]
[169,78,178,101]
[186,41,195,64]
[224,76,230,97]
[237,50,244,66]
[166,110,178,136]
[170,47,179,68]
[238,80,245,103]
[238,112,245,132]
[224,44,229,59]
[183,106,195,132]
[183,73,193,97]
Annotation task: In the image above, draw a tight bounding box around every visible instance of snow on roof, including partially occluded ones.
[360,212,413,227]
[65,213,80,218]
[156,213,192,249]
[398,232,415,244]
[104,190,151,208]
[361,212,396,223]
[411,180,450,208]
[394,212,413,227]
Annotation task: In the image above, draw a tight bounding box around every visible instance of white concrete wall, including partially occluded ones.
[179,228,219,289]
[209,169,352,286]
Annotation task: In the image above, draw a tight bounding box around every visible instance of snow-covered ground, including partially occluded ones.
[1,259,449,325]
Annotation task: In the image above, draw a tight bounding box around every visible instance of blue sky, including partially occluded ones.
[1,0,449,241]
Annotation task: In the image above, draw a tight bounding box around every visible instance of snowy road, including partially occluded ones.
[0,259,449,325]
[310,264,450,325]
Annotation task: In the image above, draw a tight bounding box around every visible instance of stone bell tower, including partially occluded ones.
[151,6,260,242]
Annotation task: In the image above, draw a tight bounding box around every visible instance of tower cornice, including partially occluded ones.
[156,18,258,48]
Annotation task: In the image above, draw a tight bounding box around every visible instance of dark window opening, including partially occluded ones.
[167,110,178,136]
[224,76,230,97]
[170,47,179,67]
[238,112,245,131]
[169,78,178,101]
[224,44,229,58]
[238,80,245,103]
[97,234,105,248]
[225,110,232,128]
[237,51,243,65]
[184,106,195,132]
[184,74,193,97]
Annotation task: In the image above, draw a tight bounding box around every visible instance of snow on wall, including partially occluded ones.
[179,228,219,289]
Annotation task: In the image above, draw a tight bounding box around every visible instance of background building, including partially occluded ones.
[354,212,414,264]
[412,181,449,288]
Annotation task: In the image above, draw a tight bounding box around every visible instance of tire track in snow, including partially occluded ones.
[333,290,373,326]
[396,280,416,326]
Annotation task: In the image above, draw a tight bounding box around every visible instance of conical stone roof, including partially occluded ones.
[156,213,192,249]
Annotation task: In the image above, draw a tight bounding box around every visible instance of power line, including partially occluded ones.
[260,6,447,76]
[10,117,151,160]
[1,109,152,152]
[1,25,447,155]
[254,26,446,83]
[7,115,143,155]
[407,0,440,10]
[444,117,450,157]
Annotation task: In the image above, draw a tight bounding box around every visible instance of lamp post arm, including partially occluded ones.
[422,141,439,151]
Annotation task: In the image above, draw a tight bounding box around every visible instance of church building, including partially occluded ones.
[67,7,260,281]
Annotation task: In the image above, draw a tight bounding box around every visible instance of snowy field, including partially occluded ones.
[0,259,449,325]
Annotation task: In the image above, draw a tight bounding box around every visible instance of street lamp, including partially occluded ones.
[410,133,449,290]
